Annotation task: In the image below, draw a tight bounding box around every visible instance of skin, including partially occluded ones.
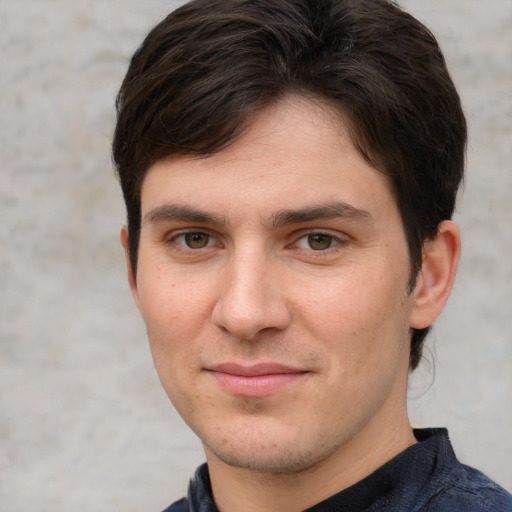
[122,95,460,512]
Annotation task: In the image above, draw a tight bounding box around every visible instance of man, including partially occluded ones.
[112,0,512,510]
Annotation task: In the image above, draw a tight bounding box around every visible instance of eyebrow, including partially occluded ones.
[143,204,226,226]
[271,201,374,227]
[143,201,374,228]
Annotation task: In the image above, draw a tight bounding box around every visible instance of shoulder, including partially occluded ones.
[422,464,512,512]
[160,464,218,512]
[161,497,188,512]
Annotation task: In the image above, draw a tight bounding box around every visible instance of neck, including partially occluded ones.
[205,413,416,512]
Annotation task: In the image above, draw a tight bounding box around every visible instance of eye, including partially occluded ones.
[296,233,339,251]
[176,232,212,249]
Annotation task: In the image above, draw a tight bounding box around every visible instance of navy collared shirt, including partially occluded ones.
[163,428,512,511]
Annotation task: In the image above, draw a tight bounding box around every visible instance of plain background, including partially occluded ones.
[1,1,511,510]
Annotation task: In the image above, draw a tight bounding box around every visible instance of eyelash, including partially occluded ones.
[164,230,348,255]
[166,230,219,253]
[294,232,344,251]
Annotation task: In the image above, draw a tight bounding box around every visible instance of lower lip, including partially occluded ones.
[207,371,307,397]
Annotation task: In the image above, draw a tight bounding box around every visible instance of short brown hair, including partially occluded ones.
[112,0,467,370]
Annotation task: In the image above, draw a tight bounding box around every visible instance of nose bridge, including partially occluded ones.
[212,243,290,339]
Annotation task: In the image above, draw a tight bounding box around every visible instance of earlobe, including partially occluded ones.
[120,226,141,309]
[410,220,461,329]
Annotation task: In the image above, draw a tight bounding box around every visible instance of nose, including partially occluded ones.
[211,250,291,340]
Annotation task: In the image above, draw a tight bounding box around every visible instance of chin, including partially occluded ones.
[211,446,322,474]
[203,428,337,474]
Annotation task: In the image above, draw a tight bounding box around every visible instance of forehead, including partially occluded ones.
[139,95,396,221]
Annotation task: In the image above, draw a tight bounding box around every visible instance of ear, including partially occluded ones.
[120,226,141,310]
[409,220,461,329]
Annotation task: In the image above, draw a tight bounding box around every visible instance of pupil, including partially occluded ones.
[308,234,331,250]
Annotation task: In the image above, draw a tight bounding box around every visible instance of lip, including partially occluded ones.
[205,363,309,397]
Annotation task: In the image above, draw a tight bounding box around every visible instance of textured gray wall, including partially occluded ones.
[1,1,510,510]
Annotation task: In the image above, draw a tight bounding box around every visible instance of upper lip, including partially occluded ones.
[205,363,307,377]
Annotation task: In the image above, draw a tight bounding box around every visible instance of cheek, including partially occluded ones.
[297,269,410,363]
[136,274,209,403]
[137,265,211,329]
[135,276,211,381]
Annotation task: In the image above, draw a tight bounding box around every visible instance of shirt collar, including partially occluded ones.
[187,428,456,512]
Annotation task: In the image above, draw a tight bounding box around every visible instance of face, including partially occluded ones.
[127,96,418,474]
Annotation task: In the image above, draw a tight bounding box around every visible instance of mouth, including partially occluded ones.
[204,363,309,398]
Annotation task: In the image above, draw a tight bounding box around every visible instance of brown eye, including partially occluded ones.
[184,232,210,249]
[307,234,333,250]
